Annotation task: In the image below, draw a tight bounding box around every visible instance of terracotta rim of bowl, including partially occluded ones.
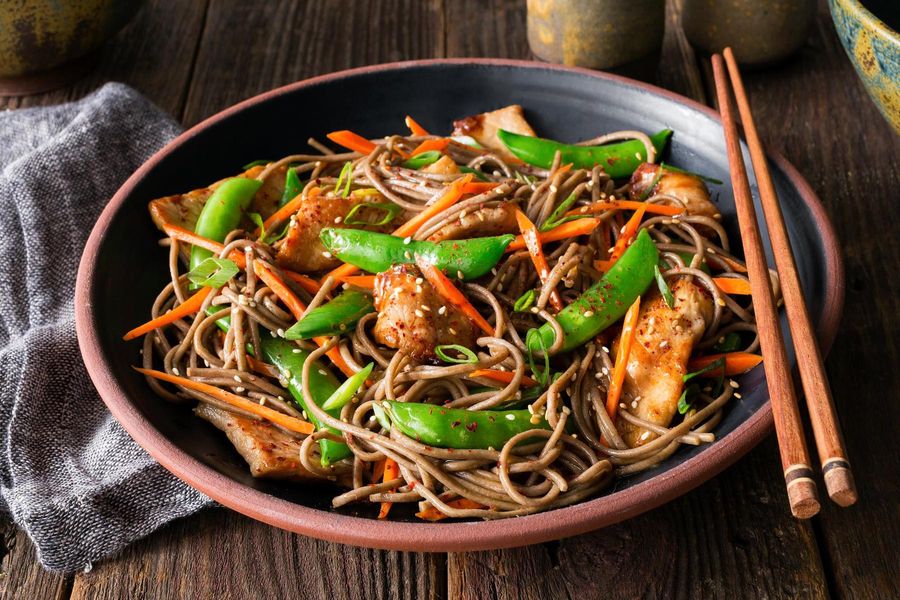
[75,58,844,551]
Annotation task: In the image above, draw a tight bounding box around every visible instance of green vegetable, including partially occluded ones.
[190,177,262,286]
[343,202,402,226]
[639,165,667,200]
[280,167,303,207]
[319,228,515,280]
[676,252,711,274]
[526,229,659,353]
[435,344,478,364]
[714,332,743,353]
[186,257,239,288]
[679,356,727,414]
[334,162,353,198]
[284,290,375,339]
[242,159,270,169]
[381,401,551,450]
[654,264,674,308]
[321,363,374,410]
[513,289,536,312]
[497,128,673,179]
[402,150,442,169]
[682,356,726,384]
[540,193,581,231]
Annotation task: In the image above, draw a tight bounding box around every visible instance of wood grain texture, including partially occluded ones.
[0,0,208,117]
[69,508,444,600]
[0,515,70,600]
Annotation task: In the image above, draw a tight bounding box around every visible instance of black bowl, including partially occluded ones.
[75,59,843,551]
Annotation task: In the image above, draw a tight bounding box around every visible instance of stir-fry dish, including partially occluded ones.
[127,106,768,520]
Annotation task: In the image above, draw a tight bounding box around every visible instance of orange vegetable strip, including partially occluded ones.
[469,369,539,387]
[416,498,485,521]
[246,355,280,379]
[123,287,212,340]
[162,224,247,267]
[405,115,430,136]
[283,271,322,295]
[392,173,474,238]
[605,296,642,419]
[460,181,500,194]
[716,254,749,273]
[378,458,400,519]
[410,138,449,156]
[507,218,600,252]
[372,459,386,482]
[326,130,377,155]
[609,206,648,262]
[340,275,376,289]
[418,261,494,336]
[688,352,763,377]
[712,277,752,295]
[324,262,361,284]
[135,367,315,434]
[595,260,614,272]
[514,209,562,311]
[565,199,683,217]
[259,187,320,235]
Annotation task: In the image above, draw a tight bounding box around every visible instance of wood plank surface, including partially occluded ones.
[1,0,897,599]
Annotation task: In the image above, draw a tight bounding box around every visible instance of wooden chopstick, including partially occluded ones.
[711,53,820,519]
[722,48,858,508]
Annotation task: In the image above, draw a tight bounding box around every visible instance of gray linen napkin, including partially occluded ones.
[0,83,212,572]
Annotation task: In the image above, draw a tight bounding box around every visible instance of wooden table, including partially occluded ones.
[2,1,897,598]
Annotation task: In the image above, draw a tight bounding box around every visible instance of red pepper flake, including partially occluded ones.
[465,422,478,432]
[451,420,462,429]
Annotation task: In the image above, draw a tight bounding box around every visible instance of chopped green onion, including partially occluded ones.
[663,164,724,185]
[713,332,743,353]
[333,161,354,198]
[654,264,675,308]
[639,165,666,200]
[525,332,552,387]
[435,344,478,364]
[242,159,270,169]
[513,171,537,185]
[321,363,374,410]
[248,212,266,241]
[280,167,302,207]
[540,193,581,231]
[513,289,536,312]
[372,402,391,430]
[458,166,489,181]
[186,257,239,288]
[683,356,726,384]
[401,150,442,169]
[677,383,700,414]
[344,202,402,226]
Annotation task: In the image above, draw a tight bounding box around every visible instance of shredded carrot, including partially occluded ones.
[162,224,247,267]
[340,275,376,289]
[716,255,749,273]
[565,199,683,217]
[469,369,539,387]
[324,262,362,284]
[405,115,430,137]
[507,218,600,252]
[416,498,485,521]
[283,271,322,294]
[326,130,377,155]
[372,458,386,482]
[460,181,500,195]
[418,261,494,335]
[123,287,212,340]
[713,277,752,295]
[410,138,449,156]
[245,355,280,379]
[688,352,763,377]
[609,205,647,262]
[378,458,400,519]
[514,209,562,311]
[259,187,320,235]
[392,173,473,238]
[135,367,315,434]
[595,260,614,272]
[606,296,642,419]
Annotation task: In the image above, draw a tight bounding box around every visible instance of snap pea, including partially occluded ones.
[381,401,551,450]
[284,290,375,340]
[401,150,442,169]
[280,167,303,207]
[497,128,673,179]
[190,177,262,279]
[320,228,515,280]
[526,228,659,353]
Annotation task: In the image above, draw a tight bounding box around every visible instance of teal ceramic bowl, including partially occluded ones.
[829,0,900,132]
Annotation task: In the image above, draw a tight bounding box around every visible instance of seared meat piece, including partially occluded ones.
[426,202,518,242]
[373,264,478,361]
[276,193,396,273]
[452,104,536,160]
[422,155,460,175]
[148,164,287,233]
[615,278,714,448]
[195,403,344,482]
[629,163,720,220]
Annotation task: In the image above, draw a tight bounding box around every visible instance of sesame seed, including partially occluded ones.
[460,210,468,219]
[595,372,603,379]
[292,348,302,353]
[631,400,638,408]
[259,398,266,405]
[403,236,412,245]
[276,328,285,337]
[172,368,180,376]
[404,251,412,259]
[708,247,717,254]
[497,283,504,291]
[277,396,285,401]
[420,305,431,312]
[449,327,457,335]
[235,387,245,393]
[505,414,516,421]
[716,298,726,306]
[415,309,424,318]
[457,271,464,279]
[634,152,642,160]
[601,346,610,353]
[619,403,626,409]
[233,375,242,383]
[550,185,558,193]
[283,369,292,378]
[601,367,610,375]
[583,310,594,318]
[659,340,669,349]
[322,251,333,258]
[318,369,327,376]
[438,306,447,315]
[415,277,423,285]
[415,285,423,294]
[729,380,739,389]
[640,431,651,441]
[734,392,743,399]
[334,216,342,224]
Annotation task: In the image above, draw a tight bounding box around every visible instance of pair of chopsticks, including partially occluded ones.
[711,49,857,518]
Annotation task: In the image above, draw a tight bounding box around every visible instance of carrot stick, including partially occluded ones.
[514,209,562,311]
[324,262,362,284]
[405,115,430,137]
[416,498,485,521]
[410,138,448,156]
[713,277,752,295]
[688,352,763,376]
[609,205,647,262]
[469,369,539,387]
[716,255,750,273]
[372,458,386,482]
[246,355,281,379]
[326,130,377,155]
[283,271,322,294]
[392,173,474,238]
[123,287,212,340]
[378,458,400,519]
[507,216,601,253]
[565,199,684,217]
[460,181,500,195]
[259,187,320,235]
[417,261,494,336]
[595,260,614,273]
[135,367,315,434]
[339,275,376,289]
[606,296,642,419]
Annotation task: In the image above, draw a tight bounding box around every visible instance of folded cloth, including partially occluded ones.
[0,83,212,572]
